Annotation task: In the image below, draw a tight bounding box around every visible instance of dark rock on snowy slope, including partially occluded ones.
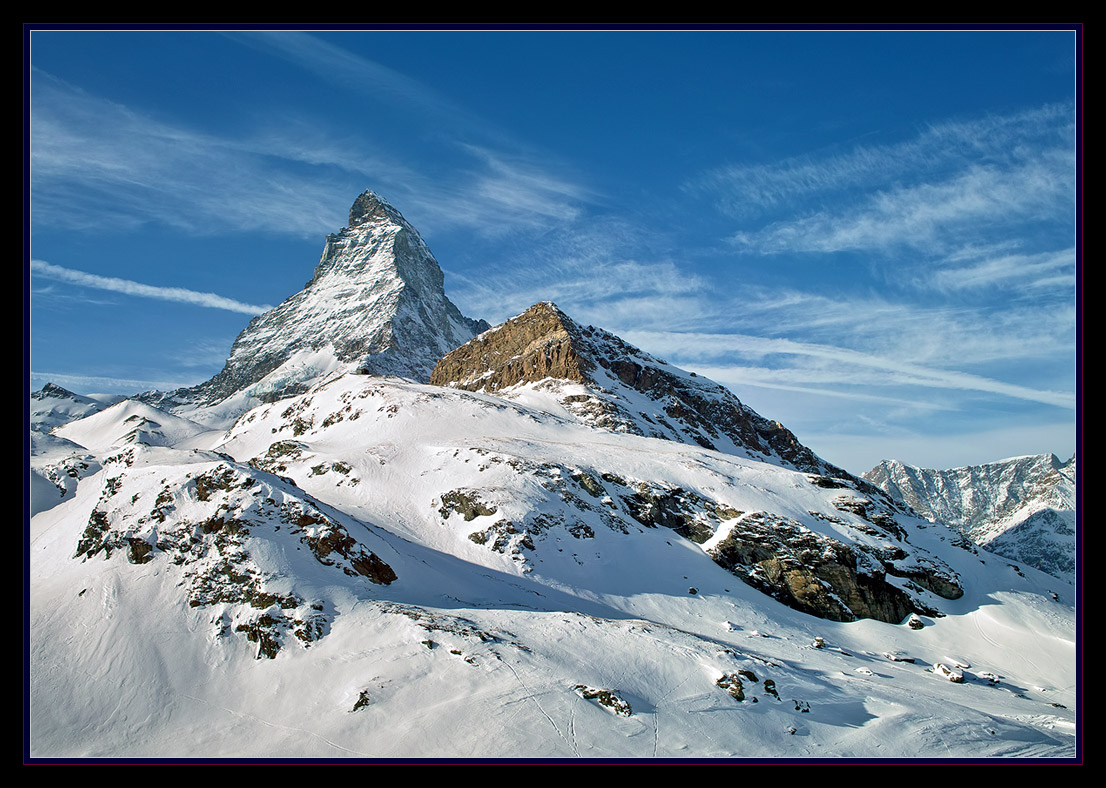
[708,511,960,623]
[73,447,396,659]
[425,303,970,621]
[146,191,488,409]
[865,453,1076,581]
[432,301,876,484]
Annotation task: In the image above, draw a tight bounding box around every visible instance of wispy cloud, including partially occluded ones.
[676,285,1076,370]
[29,371,204,394]
[31,65,593,242]
[457,260,705,323]
[31,260,272,315]
[31,71,355,236]
[623,329,1074,409]
[463,145,590,224]
[691,104,1074,263]
[230,33,596,237]
[733,156,1073,255]
[926,247,1076,292]
[168,339,234,369]
[232,31,492,140]
[684,363,958,411]
[447,213,705,326]
[693,104,1073,219]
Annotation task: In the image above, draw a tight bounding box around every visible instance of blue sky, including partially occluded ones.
[27,27,1079,474]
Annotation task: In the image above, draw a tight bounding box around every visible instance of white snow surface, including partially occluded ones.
[53,399,209,454]
[29,373,1078,759]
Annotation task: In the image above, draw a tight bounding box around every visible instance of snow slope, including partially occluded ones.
[29,374,1077,759]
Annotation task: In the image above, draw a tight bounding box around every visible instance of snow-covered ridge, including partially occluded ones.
[31,382,121,434]
[864,454,1076,581]
[432,301,868,485]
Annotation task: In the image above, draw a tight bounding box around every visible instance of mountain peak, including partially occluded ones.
[430,301,591,392]
[32,382,79,401]
[145,191,488,414]
[348,190,403,228]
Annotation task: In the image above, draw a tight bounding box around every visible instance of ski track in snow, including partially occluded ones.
[499,656,578,757]
[972,612,1002,650]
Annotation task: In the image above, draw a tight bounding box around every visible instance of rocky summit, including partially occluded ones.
[148,191,487,412]
[433,301,857,482]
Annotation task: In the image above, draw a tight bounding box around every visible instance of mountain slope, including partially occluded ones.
[30,384,119,516]
[864,454,1076,581]
[30,373,1077,758]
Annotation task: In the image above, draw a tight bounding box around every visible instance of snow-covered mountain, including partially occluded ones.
[31,382,120,433]
[142,191,487,420]
[864,454,1077,582]
[29,384,122,517]
[28,193,1078,760]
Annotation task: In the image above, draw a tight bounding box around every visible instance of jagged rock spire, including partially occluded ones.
[150,192,488,409]
[348,190,403,227]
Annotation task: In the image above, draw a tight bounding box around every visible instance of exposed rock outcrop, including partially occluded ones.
[74,448,396,659]
[431,301,593,392]
[708,512,961,623]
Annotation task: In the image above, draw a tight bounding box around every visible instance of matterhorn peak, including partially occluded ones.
[148,191,488,415]
[348,190,404,228]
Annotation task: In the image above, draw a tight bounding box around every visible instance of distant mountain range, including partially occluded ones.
[865,454,1076,582]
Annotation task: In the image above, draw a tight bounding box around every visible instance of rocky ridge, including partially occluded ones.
[432,301,867,484]
[70,444,396,660]
[223,375,962,625]
[425,302,969,621]
[864,453,1076,581]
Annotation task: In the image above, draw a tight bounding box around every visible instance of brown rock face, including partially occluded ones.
[431,302,860,483]
[430,302,593,392]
